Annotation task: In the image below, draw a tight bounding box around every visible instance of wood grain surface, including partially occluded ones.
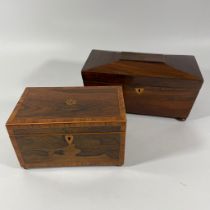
[6,86,126,168]
[82,49,203,120]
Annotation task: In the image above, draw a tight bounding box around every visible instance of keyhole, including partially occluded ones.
[135,88,144,95]
[65,135,74,145]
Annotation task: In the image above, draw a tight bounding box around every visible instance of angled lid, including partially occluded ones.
[6,86,126,126]
[82,50,203,87]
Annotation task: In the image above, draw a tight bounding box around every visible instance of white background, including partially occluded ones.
[0,0,210,210]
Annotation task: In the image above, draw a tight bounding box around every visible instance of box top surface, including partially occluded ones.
[7,86,126,126]
[82,50,203,86]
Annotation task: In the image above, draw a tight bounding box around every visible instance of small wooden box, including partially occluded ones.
[82,50,204,120]
[6,86,126,168]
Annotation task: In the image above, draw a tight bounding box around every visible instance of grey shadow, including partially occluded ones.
[23,60,84,87]
[124,115,203,166]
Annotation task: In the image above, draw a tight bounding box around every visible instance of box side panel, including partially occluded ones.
[118,131,126,166]
[6,126,26,168]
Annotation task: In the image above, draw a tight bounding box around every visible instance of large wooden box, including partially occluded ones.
[6,86,126,168]
[82,50,204,120]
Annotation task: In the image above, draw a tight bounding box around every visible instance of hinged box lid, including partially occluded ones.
[6,86,126,134]
[82,50,203,88]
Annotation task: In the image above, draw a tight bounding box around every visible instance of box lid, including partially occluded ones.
[6,86,126,128]
[82,50,203,88]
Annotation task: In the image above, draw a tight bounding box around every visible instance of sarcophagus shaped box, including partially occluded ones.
[82,50,203,120]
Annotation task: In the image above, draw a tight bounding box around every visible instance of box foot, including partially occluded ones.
[176,118,186,121]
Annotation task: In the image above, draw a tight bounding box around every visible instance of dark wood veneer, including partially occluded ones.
[6,86,126,168]
[82,49,204,120]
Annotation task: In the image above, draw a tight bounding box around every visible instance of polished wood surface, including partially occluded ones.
[6,86,126,168]
[82,49,204,120]
[14,133,122,168]
[7,86,125,125]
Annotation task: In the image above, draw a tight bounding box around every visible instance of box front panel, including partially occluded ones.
[124,86,198,119]
[13,132,124,168]
[82,80,199,119]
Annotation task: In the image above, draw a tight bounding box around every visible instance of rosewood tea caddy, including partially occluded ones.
[6,86,126,168]
[82,49,204,120]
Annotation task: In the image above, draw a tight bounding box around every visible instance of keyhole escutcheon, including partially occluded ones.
[65,135,74,145]
[135,88,144,95]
